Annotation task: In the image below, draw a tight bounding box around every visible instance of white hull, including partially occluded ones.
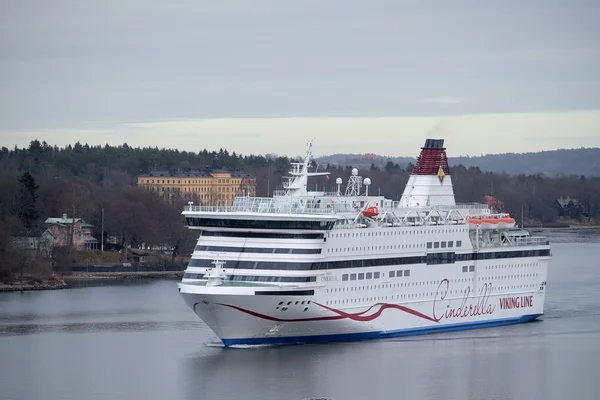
[179,257,548,346]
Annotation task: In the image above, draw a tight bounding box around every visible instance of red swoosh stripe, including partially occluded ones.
[316,302,439,323]
[204,302,439,323]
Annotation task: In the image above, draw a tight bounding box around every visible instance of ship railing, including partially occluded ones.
[481,236,550,249]
[512,237,550,247]
[184,199,355,215]
[435,204,490,211]
[319,191,345,197]
[272,190,340,197]
[183,198,490,216]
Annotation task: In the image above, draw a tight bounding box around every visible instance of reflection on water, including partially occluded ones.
[63,277,181,289]
[534,227,600,243]
[1,321,203,336]
[0,232,599,400]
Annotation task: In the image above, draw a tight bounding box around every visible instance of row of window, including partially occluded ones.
[143,179,210,184]
[327,276,539,294]
[485,273,539,280]
[182,273,316,283]
[158,187,238,199]
[187,259,314,270]
[462,265,475,272]
[426,252,457,265]
[201,231,324,240]
[186,249,549,271]
[486,263,538,269]
[142,178,243,185]
[427,240,462,249]
[330,228,468,238]
[187,218,335,230]
[194,245,321,254]
[389,270,411,278]
[314,250,550,270]
[341,271,384,281]
[329,243,424,253]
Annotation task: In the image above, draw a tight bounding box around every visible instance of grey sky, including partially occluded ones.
[1,0,599,155]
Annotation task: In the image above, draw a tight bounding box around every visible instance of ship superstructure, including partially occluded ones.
[178,139,550,347]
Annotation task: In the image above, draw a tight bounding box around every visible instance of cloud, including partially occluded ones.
[0,0,599,147]
[421,98,463,105]
[2,110,599,158]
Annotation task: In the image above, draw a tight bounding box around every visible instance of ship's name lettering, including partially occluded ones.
[499,296,533,310]
[321,276,337,282]
[432,279,495,321]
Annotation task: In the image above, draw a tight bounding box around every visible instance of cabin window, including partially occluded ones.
[404,270,410,277]
[448,241,454,248]
[350,273,357,280]
[342,274,348,281]
[434,242,440,248]
[457,240,462,247]
[187,218,335,230]
[358,273,365,280]
[389,271,395,278]
[441,241,447,248]
[374,272,380,279]
[462,266,468,272]
[469,265,475,272]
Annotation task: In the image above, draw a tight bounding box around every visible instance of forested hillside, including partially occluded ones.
[1,140,599,280]
[318,147,600,177]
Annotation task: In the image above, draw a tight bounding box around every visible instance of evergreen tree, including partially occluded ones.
[17,172,39,231]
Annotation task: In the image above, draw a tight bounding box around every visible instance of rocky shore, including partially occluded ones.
[0,271,184,292]
[64,271,184,280]
[0,280,69,292]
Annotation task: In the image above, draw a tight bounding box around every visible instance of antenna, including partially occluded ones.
[345,168,362,196]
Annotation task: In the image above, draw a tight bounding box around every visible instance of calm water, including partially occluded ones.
[1,229,599,400]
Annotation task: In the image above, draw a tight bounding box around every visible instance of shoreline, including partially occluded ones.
[1,271,184,292]
[63,271,184,280]
[528,225,600,231]
[0,280,68,293]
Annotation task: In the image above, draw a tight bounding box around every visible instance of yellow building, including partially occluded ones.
[137,169,256,206]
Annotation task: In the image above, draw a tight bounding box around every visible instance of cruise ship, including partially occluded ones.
[177,139,550,347]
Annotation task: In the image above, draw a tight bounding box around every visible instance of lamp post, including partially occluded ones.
[101,207,104,252]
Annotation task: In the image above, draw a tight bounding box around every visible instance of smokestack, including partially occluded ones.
[413,138,449,175]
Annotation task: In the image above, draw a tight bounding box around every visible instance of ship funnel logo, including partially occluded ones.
[437,166,445,183]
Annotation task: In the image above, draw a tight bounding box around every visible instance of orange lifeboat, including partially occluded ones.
[362,206,379,218]
[468,214,515,229]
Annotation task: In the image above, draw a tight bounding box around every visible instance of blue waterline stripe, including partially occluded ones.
[221,314,542,347]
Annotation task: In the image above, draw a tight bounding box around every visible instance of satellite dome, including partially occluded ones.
[363,178,371,185]
[336,177,342,184]
[351,168,358,176]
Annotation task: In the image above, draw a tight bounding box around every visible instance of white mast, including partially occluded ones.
[283,140,330,196]
[345,168,362,196]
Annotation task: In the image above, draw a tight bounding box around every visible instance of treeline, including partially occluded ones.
[0,169,199,280]
[1,140,599,278]
[0,140,293,279]
[317,147,600,177]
